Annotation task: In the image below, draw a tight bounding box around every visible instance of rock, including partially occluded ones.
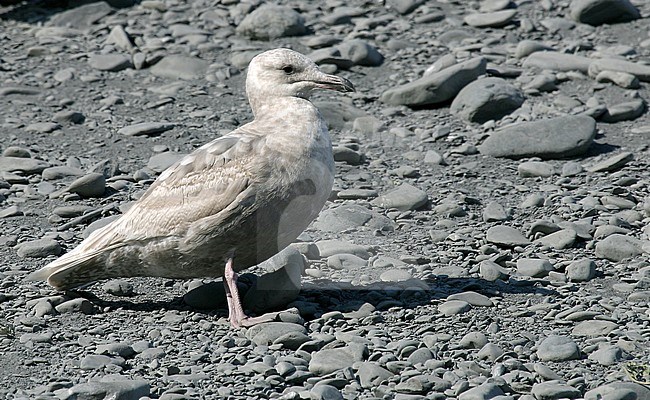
[102,280,135,297]
[48,1,114,29]
[459,332,489,349]
[107,25,136,53]
[52,110,85,125]
[569,0,640,26]
[337,40,383,66]
[245,322,306,346]
[586,152,633,172]
[42,166,85,180]
[585,382,650,400]
[96,343,136,358]
[518,161,555,177]
[88,54,131,72]
[314,101,367,130]
[68,173,106,198]
[332,146,362,164]
[479,260,510,281]
[150,55,209,80]
[316,240,370,259]
[0,205,23,218]
[479,115,596,159]
[25,122,61,133]
[379,268,412,282]
[588,345,623,366]
[380,57,487,107]
[517,258,554,277]
[327,254,367,270]
[536,229,577,249]
[486,225,531,247]
[448,291,493,306]
[600,99,645,123]
[537,335,580,361]
[55,298,96,315]
[483,201,508,222]
[523,52,591,73]
[118,122,175,136]
[0,157,50,174]
[183,281,227,309]
[314,204,394,233]
[532,381,581,400]
[66,378,149,399]
[438,300,471,315]
[16,238,61,258]
[357,362,394,388]
[236,4,307,40]
[311,384,343,400]
[243,246,305,313]
[589,58,650,82]
[464,10,517,28]
[595,234,643,261]
[2,146,30,158]
[407,348,434,365]
[450,77,524,123]
[572,320,618,336]
[566,258,597,281]
[515,40,554,59]
[595,70,639,89]
[147,152,185,173]
[371,183,428,211]
[458,382,505,400]
[309,343,368,375]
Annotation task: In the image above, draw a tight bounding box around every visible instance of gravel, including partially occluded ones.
[1,0,650,399]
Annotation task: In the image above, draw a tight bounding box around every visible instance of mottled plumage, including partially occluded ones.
[28,48,354,327]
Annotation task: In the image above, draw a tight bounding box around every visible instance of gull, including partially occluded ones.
[28,48,355,328]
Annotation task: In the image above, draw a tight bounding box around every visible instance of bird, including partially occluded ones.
[28,48,355,328]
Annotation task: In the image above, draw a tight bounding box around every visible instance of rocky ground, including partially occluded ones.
[1,0,650,399]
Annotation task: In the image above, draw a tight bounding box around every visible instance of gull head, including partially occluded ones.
[246,48,354,108]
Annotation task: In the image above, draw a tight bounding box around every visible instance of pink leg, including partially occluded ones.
[222,258,280,328]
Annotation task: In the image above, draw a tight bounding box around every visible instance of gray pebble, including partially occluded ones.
[451,77,524,123]
[517,258,554,278]
[486,225,531,247]
[16,238,61,258]
[537,335,580,361]
[68,173,106,198]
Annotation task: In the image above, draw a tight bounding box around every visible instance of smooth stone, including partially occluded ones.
[48,1,114,29]
[477,343,503,361]
[309,343,368,375]
[537,335,580,361]
[518,161,555,177]
[589,58,650,82]
[380,57,487,107]
[88,54,131,72]
[327,253,367,270]
[16,238,62,258]
[25,122,61,133]
[236,4,306,40]
[459,332,489,349]
[569,0,640,26]
[447,291,493,306]
[584,382,649,400]
[523,51,591,73]
[311,384,343,400]
[586,152,633,172]
[458,382,505,400]
[479,115,596,159]
[332,146,362,165]
[147,152,185,173]
[600,99,645,123]
[483,201,509,222]
[52,110,85,125]
[183,281,227,309]
[245,322,306,346]
[531,381,581,400]
[357,362,394,388]
[450,77,524,123]
[486,225,531,247]
[379,268,412,282]
[3,146,30,158]
[314,204,393,232]
[587,345,623,366]
[515,40,554,59]
[0,157,50,174]
[372,183,428,211]
[118,122,175,136]
[438,300,471,316]
[95,343,136,358]
[479,260,510,281]
[0,205,23,218]
[55,298,96,315]
[464,10,517,28]
[566,258,597,281]
[68,173,106,198]
[572,320,618,336]
[536,229,577,249]
[562,161,584,177]
[52,205,94,218]
[102,280,135,297]
[42,166,85,180]
[150,55,209,80]
[517,258,554,278]
[316,239,370,259]
[595,70,639,89]
[595,234,643,261]
[66,379,149,400]
[337,39,383,67]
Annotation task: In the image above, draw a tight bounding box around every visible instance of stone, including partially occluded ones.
[309,343,368,375]
[537,335,580,361]
[68,173,106,198]
[25,122,61,133]
[458,382,505,400]
[589,58,650,82]
[327,253,367,270]
[316,240,370,259]
[243,246,305,313]
[118,122,175,136]
[371,183,428,211]
[52,110,85,125]
[236,4,307,40]
[55,298,96,314]
[438,300,471,315]
[601,99,645,123]
[147,152,185,173]
[379,268,412,282]
[88,54,131,72]
[588,345,623,366]
[311,384,343,400]
[448,291,493,306]
[464,10,517,28]
[357,362,394,388]
[314,204,394,232]
[569,0,640,26]
[523,52,591,73]
[150,55,209,80]
[586,152,633,172]
[572,320,618,336]
[380,57,487,107]
[595,234,643,261]
[479,260,510,281]
[337,40,383,67]
[566,258,597,281]
[517,258,554,277]
[483,201,508,222]
[450,77,524,123]
[515,40,554,59]
[245,322,306,346]
[518,161,555,177]
[48,1,114,29]
[585,382,649,400]
[102,280,135,297]
[66,378,149,399]
[479,115,596,159]
[0,157,50,174]
[536,229,577,249]
[486,225,531,247]
[16,238,62,258]
[532,382,581,400]
[595,70,639,89]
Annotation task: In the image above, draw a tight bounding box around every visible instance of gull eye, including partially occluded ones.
[281,65,295,74]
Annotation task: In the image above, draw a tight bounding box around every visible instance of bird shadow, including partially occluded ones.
[69,275,558,322]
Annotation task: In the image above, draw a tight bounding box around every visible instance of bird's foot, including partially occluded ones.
[231,311,280,328]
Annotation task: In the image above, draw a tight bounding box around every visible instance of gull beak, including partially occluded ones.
[314,73,355,93]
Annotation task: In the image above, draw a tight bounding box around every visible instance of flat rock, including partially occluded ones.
[16,238,61,258]
[68,173,106,198]
[585,382,650,400]
[518,161,556,177]
[314,204,394,232]
[245,322,306,346]
[447,291,493,306]
[88,54,131,72]
[337,39,383,67]
[236,4,306,40]
[532,381,581,400]
[517,258,554,277]
[572,320,618,336]
[150,55,209,80]
[316,239,370,259]
[309,343,368,375]
[357,362,394,388]
[118,122,175,136]
[42,166,85,180]
[536,229,577,249]
[566,258,597,281]
[66,378,149,399]
[586,152,633,172]
[595,233,643,261]
[486,225,531,247]
[600,99,645,123]
[589,58,650,82]
[48,1,114,29]
[479,260,510,281]
[458,382,505,400]
[380,57,487,107]
[569,0,640,26]
[523,51,591,73]
[438,300,471,315]
[479,115,596,159]
[327,253,367,270]
[147,152,185,173]
[371,183,428,211]
[25,122,61,133]
[450,77,524,123]
[464,10,517,28]
[537,335,580,361]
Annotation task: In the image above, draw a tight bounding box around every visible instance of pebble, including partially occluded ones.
[16,238,61,258]
[463,10,517,28]
[517,258,554,278]
[483,201,509,222]
[438,300,471,316]
[518,161,555,178]
[356,362,394,388]
[0,157,50,174]
[479,260,510,281]
[25,122,61,133]
[450,77,524,123]
[88,54,132,72]
[479,115,596,159]
[587,345,623,366]
[147,152,185,173]
[523,51,591,73]
[316,239,370,259]
[236,4,306,40]
[584,382,650,400]
[566,258,597,281]
[371,183,428,211]
[118,122,175,136]
[66,378,149,399]
[67,173,106,198]
[246,322,306,346]
[537,335,580,361]
[570,0,640,26]
[314,204,393,232]
[380,57,487,107]
[55,298,96,315]
[595,233,643,261]
[536,229,577,249]
[572,320,618,336]
[150,55,209,80]
[309,343,368,375]
[486,225,531,247]
[457,382,505,400]
[311,384,343,400]
[586,152,633,172]
[102,280,135,297]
